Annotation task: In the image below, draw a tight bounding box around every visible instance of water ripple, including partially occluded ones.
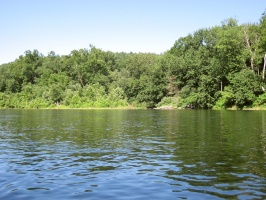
[0,109,266,199]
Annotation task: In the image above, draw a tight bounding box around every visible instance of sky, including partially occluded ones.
[0,0,265,64]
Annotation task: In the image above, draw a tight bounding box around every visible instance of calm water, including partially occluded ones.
[0,109,265,200]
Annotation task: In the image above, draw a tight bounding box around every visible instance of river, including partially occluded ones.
[0,109,265,199]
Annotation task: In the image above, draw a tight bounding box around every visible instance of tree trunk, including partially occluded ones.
[263,54,266,80]
[243,28,254,71]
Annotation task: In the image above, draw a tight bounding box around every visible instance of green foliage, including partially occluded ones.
[156,97,179,108]
[178,91,198,108]
[0,92,6,107]
[214,69,261,109]
[253,92,266,106]
[0,13,266,109]
[259,11,266,55]
[109,87,125,101]
[213,90,234,109]
[228,69,260,108]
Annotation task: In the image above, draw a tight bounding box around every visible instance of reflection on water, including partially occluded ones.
[0,109,265,199]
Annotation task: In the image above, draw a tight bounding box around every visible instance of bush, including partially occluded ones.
[177,93,198,108]
[228,69,259,108]
[213,89,234,109]
[253,92,266,106]
[156,96,178,108]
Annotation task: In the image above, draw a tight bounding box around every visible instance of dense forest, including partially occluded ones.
[1,13,266,109]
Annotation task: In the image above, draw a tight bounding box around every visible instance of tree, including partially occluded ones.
[258,10,266,55]
[228,69,260,108]
[21,50,43,84]
[242,23,261,72]
[215,19,245,85]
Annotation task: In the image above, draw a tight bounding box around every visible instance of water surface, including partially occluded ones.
[0,109,265,199]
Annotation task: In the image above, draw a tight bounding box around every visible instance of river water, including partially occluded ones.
[0,109,265,199]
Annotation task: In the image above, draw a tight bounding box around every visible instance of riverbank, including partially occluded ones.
[1,104,266,110]
[0,104,145,110]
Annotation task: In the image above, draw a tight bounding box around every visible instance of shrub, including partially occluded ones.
[156,97,178,108]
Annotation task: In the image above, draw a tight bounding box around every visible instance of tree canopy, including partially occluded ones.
[1,12,266,109]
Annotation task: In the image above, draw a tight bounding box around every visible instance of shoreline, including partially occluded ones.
[1,106,266,110]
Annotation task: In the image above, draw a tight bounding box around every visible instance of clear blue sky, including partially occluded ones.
[0,0,265,64]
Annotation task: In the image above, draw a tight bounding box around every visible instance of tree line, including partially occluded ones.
[1,13,266,109]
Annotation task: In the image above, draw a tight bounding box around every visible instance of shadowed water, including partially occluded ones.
[0,109,265,199]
